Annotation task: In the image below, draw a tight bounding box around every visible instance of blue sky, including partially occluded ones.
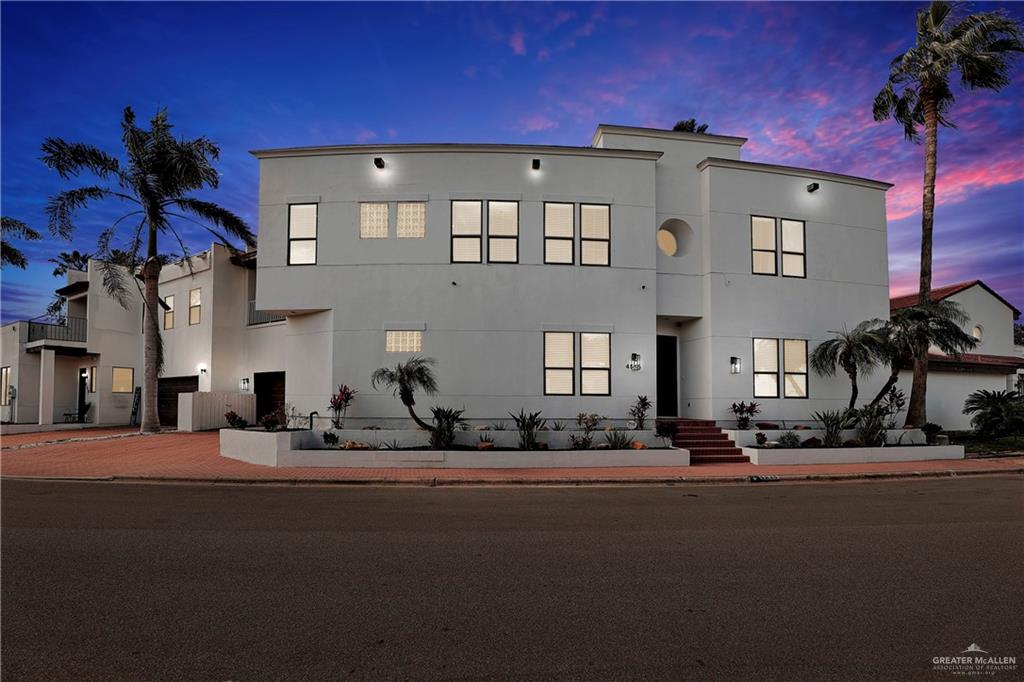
[2,1,1022,322]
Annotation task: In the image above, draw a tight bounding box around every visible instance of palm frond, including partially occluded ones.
[1,242,29,269]
[40,138,121,180]
[1,216,42,241]
[45,187,117,239]
[171,198,256,248]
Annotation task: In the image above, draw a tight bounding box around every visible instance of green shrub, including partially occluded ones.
[853,405,887,447]
[322,431,339,447]
[812,409,851,448]
[963,390,1024,437]
[754,432,768,446]
[922,422,943,444]
[605,430,633,449]
[777,431,802,448]
[509,409,546,450]
[429,407,466,449]
[629,396,652,430]
[655,421,678,446]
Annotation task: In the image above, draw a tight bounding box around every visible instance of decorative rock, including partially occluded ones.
[755,422,780,430]
[594,443,611,449]
[631,441,648,449]
[474,425,491,432]
[793,424,810,430]
[343,440,369,450]
[802,437,822,448]
[477,441,494,450]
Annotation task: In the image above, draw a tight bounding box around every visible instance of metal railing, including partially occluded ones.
[247,300,285,326]
[28,316,87,343]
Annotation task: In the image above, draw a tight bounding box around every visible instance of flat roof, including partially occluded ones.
[696,157,893,191]
[251,142,663,161]
[592,124,748,148]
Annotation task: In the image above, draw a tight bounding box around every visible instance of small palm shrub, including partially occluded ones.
[754,432,768,447]
[730,401,760,430]
[322,431,339,447]
[629,396,653,430]
[853,405,887,447]
[963,390,1024,437]
[429,407,466,449]
[491,421,507,431]
[509,409,546,450]
[813,409,850,448]
[922,422,943,444]
[655,421,678,447]
[605,430,632,449]
[777,431,802,448]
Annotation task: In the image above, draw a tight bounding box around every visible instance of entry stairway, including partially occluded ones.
[660,418,749,464]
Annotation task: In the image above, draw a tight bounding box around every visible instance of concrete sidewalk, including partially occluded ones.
[2,429,1023,485]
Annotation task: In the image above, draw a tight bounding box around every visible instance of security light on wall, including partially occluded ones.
[373,157,385,169]
[239,377,251,392]
[806,182,820,193]
[730,356,743,374]
[626,353,643,371]
[531,158,541,170]
[197,363,208,375]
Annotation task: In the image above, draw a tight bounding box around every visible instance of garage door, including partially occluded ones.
[254,371,286,420]
[158,375,199,427]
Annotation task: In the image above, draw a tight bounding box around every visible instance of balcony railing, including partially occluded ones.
[28,316,87,343]
[248,300,285,326]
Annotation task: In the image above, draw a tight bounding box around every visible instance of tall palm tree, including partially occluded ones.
[42,107,255,433]
[672,118,710,134]
[1,217,41,269]
[47,249,92,277]
[370,356,439,431]
[810,321,889,410]
[868,300,977,415]
[873,1,1023,426]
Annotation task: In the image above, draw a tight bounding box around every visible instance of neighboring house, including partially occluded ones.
[891,280,1024,430]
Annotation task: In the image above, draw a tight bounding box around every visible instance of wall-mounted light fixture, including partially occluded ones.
[626,353,643,371]
[239,377,251,392]
[373,157,385,169]
[197,363,208,375]
[730,356,743,374]
[531,158,541,171]
[806,182,820,193]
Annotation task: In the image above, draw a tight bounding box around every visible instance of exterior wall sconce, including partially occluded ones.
[806,182,820,193]
[239,377,250,392]
[373,157,385,169]
[626,353,643,371]
[531,158,541,170]
[730,356,743,374]
[197,363,208,375]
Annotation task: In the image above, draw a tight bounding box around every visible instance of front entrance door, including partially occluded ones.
[656,335,678,417]
[254,371,286,420]
[77,370,88,422]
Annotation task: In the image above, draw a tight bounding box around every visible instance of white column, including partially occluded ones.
[38,348,55,425]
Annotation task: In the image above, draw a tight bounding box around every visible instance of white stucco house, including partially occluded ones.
[2,124,1021,433]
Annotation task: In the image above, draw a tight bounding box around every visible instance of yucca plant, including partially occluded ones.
[429,406,466,449]
[812,409,852,448]
[629,396,653,430]
[509,409,546,450]
[605,430,633,449]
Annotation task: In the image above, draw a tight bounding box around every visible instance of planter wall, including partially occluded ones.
[219,428,318,466]
[726,429,925,447]
[743,444,964,465]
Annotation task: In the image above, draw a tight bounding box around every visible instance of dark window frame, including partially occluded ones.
[543,331,576,396]
[163,294,174,330]
[543,201,575,265]
[88,365,97,393]
[580,331,612,396]
[782,338,809,399]
[780,218,807,279]
[287,203,318,266]
[188,288,201,326]
[580,203,611,267]
[752,337,780,399]
[751,215,778,276]
[450,200,483,263]
[1,366,9,406]
[486,200,519,264]
[111,366,135,394]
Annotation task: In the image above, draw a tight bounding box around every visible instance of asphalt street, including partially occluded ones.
[2,476,1022,680]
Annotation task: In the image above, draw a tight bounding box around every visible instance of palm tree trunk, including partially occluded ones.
[140,228,162,433]
[869,364,902,407]
[406,403,434,431]
[847,368,859,411]
[906,90,938,427]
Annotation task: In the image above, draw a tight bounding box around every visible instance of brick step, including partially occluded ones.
[659,419,716,426]
[674,427,725,435]
[674,432,730,440]
[690,454,751,464]
[675,439,735,448]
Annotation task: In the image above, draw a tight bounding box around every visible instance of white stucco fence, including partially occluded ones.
[744,445,964,465]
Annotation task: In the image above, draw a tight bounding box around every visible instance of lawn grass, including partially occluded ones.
[946,431,1024,454]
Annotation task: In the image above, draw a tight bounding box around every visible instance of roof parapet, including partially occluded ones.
[696,157,894,191]
[592,124,747,148]
[251,142,662,161]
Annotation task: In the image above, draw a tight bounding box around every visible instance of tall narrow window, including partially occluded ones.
[544,202,574,264]
[111,367,134,393]
[1,367,9,406]
[580,204,610,266]
[488,201,519,263]
[753,338,779,398]
[783,339,808,398]
[385,330,422,353]
[544,332,574,395]
[188,288,201,325]
[360,202,389,239]
[580,332,611,396]
[781,219,806,278]
[88,366,97,392]
[288,203,317,265]
[451,200,482,262]
[163,295,174,330]
[397,202,426,238]
[751,216,777,275]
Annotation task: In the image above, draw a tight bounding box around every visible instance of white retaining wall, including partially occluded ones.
[744,445,964,465]
[178,392,257,432]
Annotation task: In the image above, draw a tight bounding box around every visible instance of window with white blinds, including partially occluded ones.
[188,288,201,326]
[781,219,806,278]
[360,202,389,239]
[163,295,174,330]
[580,204,610,265]
[751,216,776,275]
[783,339,808,398]
[487,201,518,263]
[397,202,426,238]
[580,332,611,395]
[544,332,574,395]
[386,330,422,353]
[753,338,779,398]
[544,202,574,264]
[288,204,317,265]
[451,200,482,262]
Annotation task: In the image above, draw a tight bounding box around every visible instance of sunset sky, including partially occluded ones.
[2,1,1022,322]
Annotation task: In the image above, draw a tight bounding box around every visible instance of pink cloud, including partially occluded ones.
[687,24,737,40]
[517,114,557,134]
[509,30,526,56]
[886,155,1024,222]
[354,128,377,144]
[537,47,551,61]
[803,89,833,107]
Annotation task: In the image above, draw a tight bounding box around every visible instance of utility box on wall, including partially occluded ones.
[177,392,256,432]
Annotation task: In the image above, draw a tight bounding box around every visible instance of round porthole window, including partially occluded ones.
[657,228,678,256]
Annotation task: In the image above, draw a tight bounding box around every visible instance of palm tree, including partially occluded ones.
[867,300,977,415]
[1,217,41,269]
[370,356,439,431]
[963,389,1024,437]
[42,107,255,433]
[810,321,889,410]
[672,118,710,134]
[873,1,1023,426]
[47,249,92,277]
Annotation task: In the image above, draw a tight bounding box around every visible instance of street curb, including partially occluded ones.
[3,467,1022,487]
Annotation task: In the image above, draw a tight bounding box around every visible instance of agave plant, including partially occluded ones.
[509,409,546,450]
[812,409,853,448]
[605,430,633,449]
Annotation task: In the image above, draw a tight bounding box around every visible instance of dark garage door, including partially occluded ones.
[158,375,199,427]
[254,371,286,420]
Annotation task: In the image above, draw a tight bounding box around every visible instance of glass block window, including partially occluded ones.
[544,202,574,264]
[386,330,422,353]
[163,295,174,330]
[111,366,134,393]
[487,201,519,263]
[751,216,776,275]
[1,367,9,406]
[580,332,611,396]
[360,202,389,239]
[288,204,317,265]
[753,338,779,398]
[451,200,482,262]
[188,288,201,326]
[781,219,806,278]
[580,204,610,266]
[544,332,574,395]
[783,339,808,398]
[397,202,426,238]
